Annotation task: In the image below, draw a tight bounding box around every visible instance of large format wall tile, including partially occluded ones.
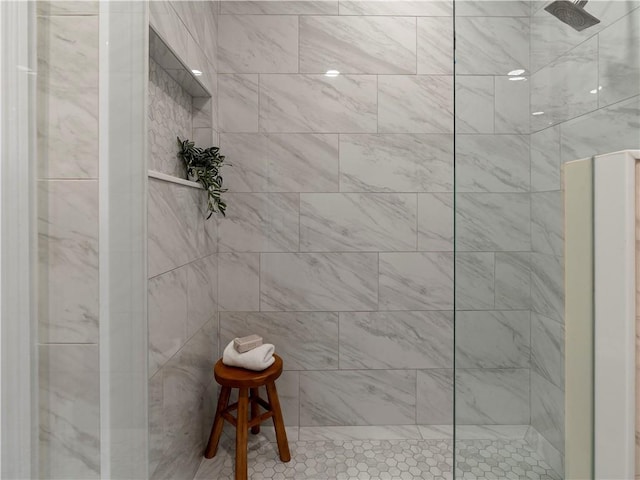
[417,369,453,425]
[378,75,453,133]
[186,255,217,338]
[338,1,452,16]
[456,135,530,192]
[531,253,564,323]
[495,252,531,310]
[300,16,416,74]
[456,193,530,251]
[456,311,530,369]
[531,126,560,191]
[148,268,188,378]
[531,37,598,130]
[456,0,530,16]
[455,76,494,134]
[300,193,417,251]
[417,17,453,75]
[456,369,530,424]
[379,252,453,310]
[339,134,453,193]
[222,1,339,14]
[532,192,563,256]
[531,371,564,454]
[38,180,98,343]
[531,313,564,390]
[261,253,378,311]
[259,74,377,133]
[599,9,640,107]
[39,345,100,479]
[218,15,298,73]
[218,74,259,133]
[218,193,299,252]
[218,253,260,311]
[495,76,530,134]
[221,133,339,192]
[418,193,453,251]
[560,94,640,163]
[455,252,495,310]
[339,311,453,369]
[455,17,529,75]
[220,312,339,371]
[300,370,416,426]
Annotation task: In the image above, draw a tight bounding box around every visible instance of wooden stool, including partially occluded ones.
[204,354,290,480]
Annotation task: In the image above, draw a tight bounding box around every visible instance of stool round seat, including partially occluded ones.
[214,354,283,388]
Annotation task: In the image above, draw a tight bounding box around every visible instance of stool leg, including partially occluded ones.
[235,387,249,480]
[265,382,291,462]
[250,388,260,435]
[204,386,231,459]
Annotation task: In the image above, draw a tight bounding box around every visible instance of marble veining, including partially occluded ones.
[495,252,531,309]
[300,193,417,252]
[455,252,495,310]
[531,371,564,454]
[218,252,260,311]
[259,74,377,133]
[300,370,416,426]
[218,15,298,73]
[455,76,494,134]
[378,75,453,134]
[379,252,454,310]
[417,17,453,75]
[417,369,453,425]
[39,345,100,479]
[531,313,565,390]
[418,193,454,252]
[218,74,259,133]
[299,16,416,74]
[456,369,530,425]
[221,1,339,15]
[455,311,531,369]
[339,134,453,193]
[455,17,529,75]
[219,312,339,371]
[339,311,453,369]
[532,192,563,256]
[221,133,339,192]
[186,255,217,338]
[218,193,300,252]
[338,0,453,16]
[456,193,531,252]
[456,135,530,193]
[530,253,564,323]
[495,76,530,134]
[260,252,378,311]
[38,180,99,344]
[531,126,561,191]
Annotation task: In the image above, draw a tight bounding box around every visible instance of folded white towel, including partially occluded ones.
[222,340,275,371]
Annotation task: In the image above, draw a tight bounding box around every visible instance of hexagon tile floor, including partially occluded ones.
[195,437,560,480]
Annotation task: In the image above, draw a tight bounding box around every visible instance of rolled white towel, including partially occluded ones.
[222,340,275,371]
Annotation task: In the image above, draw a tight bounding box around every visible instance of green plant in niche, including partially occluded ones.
[177,137,229,218]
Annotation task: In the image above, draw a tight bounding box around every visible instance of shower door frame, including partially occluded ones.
[0,0,38,478]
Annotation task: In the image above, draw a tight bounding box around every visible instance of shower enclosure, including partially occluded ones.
[2,0,639,479]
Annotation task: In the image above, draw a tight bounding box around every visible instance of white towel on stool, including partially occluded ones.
[222,340,275,371]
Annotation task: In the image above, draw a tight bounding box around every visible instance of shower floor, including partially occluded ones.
[195,434,560,480]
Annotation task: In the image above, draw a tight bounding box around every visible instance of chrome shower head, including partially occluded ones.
[544,0,600,32]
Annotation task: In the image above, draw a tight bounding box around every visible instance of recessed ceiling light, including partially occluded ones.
[509,76,527,81]
[532,111,545,116]
[192,69,203,76]
[508,69,526,76]
[325,69,340,77]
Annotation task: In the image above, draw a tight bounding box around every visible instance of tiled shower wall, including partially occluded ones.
[37,1,101,478]
[215,0,456,430]
[529,0,640,473]
[147,2,220,479]
[453,0,532,429]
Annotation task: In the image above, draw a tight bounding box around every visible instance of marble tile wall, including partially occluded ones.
[215,0,457,438]
[148,3,220,480]
[529,2,640,475]
[36,3,101,478]
[453,0,533,432]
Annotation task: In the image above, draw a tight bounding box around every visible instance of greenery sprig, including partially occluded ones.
[177,137,228,218]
